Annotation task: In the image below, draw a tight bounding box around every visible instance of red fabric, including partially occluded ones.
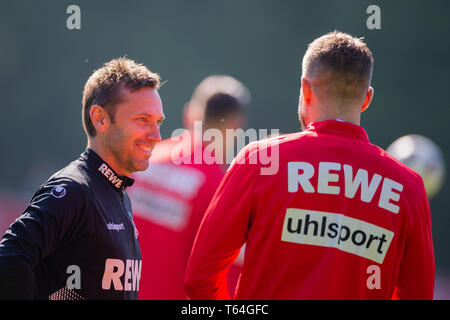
[129,134,241,299]
[185,120,435,300]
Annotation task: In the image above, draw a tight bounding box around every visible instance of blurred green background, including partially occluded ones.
[0,0,449,298]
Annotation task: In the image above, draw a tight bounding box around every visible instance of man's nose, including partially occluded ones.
[147,125,162,142]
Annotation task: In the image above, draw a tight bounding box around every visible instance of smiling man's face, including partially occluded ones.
[104,86,164,176]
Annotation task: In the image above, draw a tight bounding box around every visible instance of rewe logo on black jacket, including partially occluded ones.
[102,258,142,291]
[98,163,123,189]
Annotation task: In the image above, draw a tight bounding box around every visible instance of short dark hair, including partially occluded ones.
[204,93,244,124]
[82,57,161,137]
[302,31,374,105]
[189,75,251,120]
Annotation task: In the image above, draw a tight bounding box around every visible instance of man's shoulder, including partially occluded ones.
[241,132,302,154]
[17,158,93,225]
[369,143,425,190]
[35,158,91,201]
[52,158,88,182]
[231,132,304,166]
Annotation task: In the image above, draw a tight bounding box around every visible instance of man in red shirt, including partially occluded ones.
[129,76,250,299]
[185,31,435,299]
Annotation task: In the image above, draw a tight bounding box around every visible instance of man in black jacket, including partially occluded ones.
[0,57,165,300]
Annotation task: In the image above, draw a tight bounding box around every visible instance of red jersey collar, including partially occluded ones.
[305,120,369,142]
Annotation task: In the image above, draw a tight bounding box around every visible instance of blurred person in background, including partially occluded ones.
[129,75,250,299]
[185,31,435,299]
[0,58,164,299]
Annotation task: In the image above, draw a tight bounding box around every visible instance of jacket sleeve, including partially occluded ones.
[0,178,87,299]
[184,147,257,300]
[393,179,435,300]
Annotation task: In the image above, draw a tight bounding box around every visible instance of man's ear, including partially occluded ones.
[301,77,313,105]
[361,86,374,113]
[90,105,110,134]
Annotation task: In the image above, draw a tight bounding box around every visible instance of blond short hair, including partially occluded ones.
[302,31,374,105]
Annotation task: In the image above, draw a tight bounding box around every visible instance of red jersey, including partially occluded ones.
[129,134,242,299]
[185,120,435,299]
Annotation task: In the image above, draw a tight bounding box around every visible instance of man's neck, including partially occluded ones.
[314,114,361,126]
[87,139,129,177]
[311,105,361,126]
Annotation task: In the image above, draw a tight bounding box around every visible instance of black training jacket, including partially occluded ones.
[0,148,142,300]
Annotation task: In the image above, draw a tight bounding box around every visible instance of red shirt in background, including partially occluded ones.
[185,120,435,299]
[129,134,242,299]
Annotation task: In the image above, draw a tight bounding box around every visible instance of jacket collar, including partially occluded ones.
[81,148,135,193]
[305,120,370,143]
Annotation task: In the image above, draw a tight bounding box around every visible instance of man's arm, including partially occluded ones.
[184,148,256,300]
[394,180,435,299]
[0,178,86,299]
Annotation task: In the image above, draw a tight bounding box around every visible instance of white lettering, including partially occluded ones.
[193,121,203,164]
[343,165,382,202]
[66,5,81,30]
[318,162,341,195]
[170,130,191,165]
[288,162,315,193]
[98,163,108,174]
[168,123,279,175]
[181,304,216,317]
[109,173,118,183]
[131,260,142,291]
[124,260,132,291]
[102,259,124,290]
[203,128,223,165]
[101,258,142,292]
[226,128,258,165]
[287,161,403,214]
[366,5,381,30]
[378,178,403,214]
[258,133,280,176]
[66,265,81,290]
[107,223,125,231]
[366,265,381,289]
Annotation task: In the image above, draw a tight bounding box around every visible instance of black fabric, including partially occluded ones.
[0,148,141,300]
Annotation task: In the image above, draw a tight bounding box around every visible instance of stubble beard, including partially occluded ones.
[106,126,146,176]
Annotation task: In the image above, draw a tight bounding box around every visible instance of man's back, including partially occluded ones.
[185,120,434,299]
